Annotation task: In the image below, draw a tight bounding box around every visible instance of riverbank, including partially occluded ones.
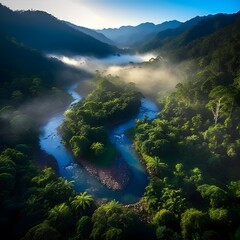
[39,79,158,203]
[77,156,131,190]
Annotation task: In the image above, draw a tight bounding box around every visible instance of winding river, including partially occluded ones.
[39,56,159,204]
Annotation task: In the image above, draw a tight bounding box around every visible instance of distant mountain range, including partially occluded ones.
[65,21,115,46]
[141,12,240,54]
[0,4,118,57]
[0,2,239,61]
[97,20,182,48]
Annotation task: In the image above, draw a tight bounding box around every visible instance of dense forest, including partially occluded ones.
[60,77,141,164]
[131,14,240,239]
[0,3,240,240]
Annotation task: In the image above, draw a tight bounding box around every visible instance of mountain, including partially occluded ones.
[0,4,118,57]
[97,20,182,48]
[141,12,240,54]
[0,36,78,105]
[65,21,115,46]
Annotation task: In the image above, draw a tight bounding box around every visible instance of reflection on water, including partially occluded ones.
[39,83,159,204]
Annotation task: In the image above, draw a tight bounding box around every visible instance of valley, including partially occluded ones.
[0,2,240,240]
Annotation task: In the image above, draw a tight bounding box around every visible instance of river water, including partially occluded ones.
[39,55,159,204]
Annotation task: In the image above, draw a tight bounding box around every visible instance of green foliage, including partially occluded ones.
[228,180,240,198]
[197,184,229,208]
[161,187,188,215]
[61,78,141,164]
[181,208,209,240]
[131,15,240,240]
[152,209,177,228]
[90,142,105,156]
[91,200,138,240]
[209,208,230,225]
[27,173,75,217]
[32,167,57,187]
[105,228,123,240]
[156,226,180,240]
[22,222,62,240]
[70,136,90,158]
[76,216,93,240]
[1,7,240,240]
[48,203,73,235]
[71,192,94,216]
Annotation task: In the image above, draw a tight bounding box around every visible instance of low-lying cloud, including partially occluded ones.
[48,53,190,99]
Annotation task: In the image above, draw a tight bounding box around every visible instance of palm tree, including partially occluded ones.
[47,203,73,233]
[146,157,162,175]
[71,192,94,216]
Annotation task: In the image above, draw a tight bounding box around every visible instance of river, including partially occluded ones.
[39,55,159,204]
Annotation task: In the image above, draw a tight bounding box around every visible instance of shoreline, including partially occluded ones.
[77,156,131,191]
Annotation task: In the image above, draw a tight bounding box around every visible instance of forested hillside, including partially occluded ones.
[131,13,240,240]
[0,4,118,57]
[0,3,240,239]
[141,12,240,54]
[65,22,115,46]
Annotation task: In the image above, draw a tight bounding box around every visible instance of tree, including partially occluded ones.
[71,192,94,217]
[145,155,167,176]
[91,200,138,240]
[156,226,180,240]
[43,178,75,207]
[22,222,62,240]
[173,163,185,178]
[70,136,90,157]
[209,208,230,226]
[228,180,240,198]
[144,179,162,213]
[152,209,177,229]
[75,216,93,240]
[206,86,236,124]
[28,177,75,216]
[181,208,209,240]
[188,168,203,186]
[32,168,57,187]
[161,187,188,215]
[105,227,123,240]
[90,142,105,156]
[48,203,73,235]
[197,184,229,208]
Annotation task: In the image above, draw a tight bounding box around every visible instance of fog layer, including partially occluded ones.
[48,53,191,98]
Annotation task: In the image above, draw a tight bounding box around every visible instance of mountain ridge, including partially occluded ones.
[0,4,118,57]
[141,12,240,53]
[97,20,182,48]
[64,21,115,46]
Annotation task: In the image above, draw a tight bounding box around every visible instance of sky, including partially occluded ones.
[0,0,239,29]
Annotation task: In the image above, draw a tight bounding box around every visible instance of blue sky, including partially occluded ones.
[0,0,239,28]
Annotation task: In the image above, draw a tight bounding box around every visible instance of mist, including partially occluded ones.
[48,53,192,99]
[105,61,188,98]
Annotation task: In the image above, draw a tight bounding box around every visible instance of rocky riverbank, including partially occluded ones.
[77,156,131,190]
